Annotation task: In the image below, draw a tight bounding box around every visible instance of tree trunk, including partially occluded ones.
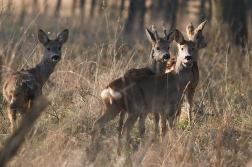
[120,0,125,15]
[55,0,62,17]
[80,0,85,18]
[164,0,178,32]
[124,0,146,34]
[90,0,96,18]
[72,0,77,16]
[19,0,26,25]
[211,0,247,48]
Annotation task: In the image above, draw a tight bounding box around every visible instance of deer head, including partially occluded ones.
[174,29,196,67]
[38,29,69,64]
[146,24,174,63]
[186,20,207,49]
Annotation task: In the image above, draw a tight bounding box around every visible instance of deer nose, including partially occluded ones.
[163,54,170,61]
[185,56,192,60]
[51,54,60,61]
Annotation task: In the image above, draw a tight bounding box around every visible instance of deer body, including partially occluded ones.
[117,25,174,146]
[3,29,68,133]
[91,29,195,148]
[166,20,207,125]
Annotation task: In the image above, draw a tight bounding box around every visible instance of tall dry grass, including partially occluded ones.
[0,1,251,167]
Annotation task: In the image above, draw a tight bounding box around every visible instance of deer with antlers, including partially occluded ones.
[166,20,207,125]
[117,24,174,146]
[90,29,196,150]
[3,29,69,133]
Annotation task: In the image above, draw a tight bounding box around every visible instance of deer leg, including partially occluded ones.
[118,111,126,142]
[121,112,139,151]
[151,112,160,142]
[138,112,148,139]
[90,105,121,140]
[7,105,16,134]
[160,112,167,142]
[117,111,126,155]
[186,90,195,126]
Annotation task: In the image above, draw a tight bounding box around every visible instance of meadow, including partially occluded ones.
[0,0,252,166]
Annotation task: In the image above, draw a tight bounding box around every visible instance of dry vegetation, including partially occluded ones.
[0,0,252,166]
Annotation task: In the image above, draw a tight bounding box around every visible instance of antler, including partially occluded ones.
[152,25,159,40]
[162,21,167,37]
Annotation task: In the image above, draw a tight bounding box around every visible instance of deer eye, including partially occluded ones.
[181,48,184,50]
[156,47,160,50]
[47,48,51,51]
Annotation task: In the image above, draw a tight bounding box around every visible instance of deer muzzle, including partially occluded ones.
[51,54,61,62]
[163,54,170,61]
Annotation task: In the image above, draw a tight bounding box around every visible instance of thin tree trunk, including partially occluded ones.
[120,0,125,15]
[19,0,26,25]
[80,0,85,18]
[211,0,247,48]
[124,0,146,34]
[90,0,96,18]
[43,0,49,15]
[55,0,62,17]
[164,0,178,32]
[72,0,77,16]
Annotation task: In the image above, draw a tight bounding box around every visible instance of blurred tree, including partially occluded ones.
[163,0,178,32]
[80,0,85,18]
[33,0,39,13]
[44,0,49,15]
[72,0,77,16]
[120,0,125,15]
[211,0,248,48]
[55,0,62,17]
[19,0,26,25]
[124,0,146,34]
[90,0,96,18]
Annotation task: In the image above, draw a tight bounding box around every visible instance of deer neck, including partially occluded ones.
[193,49,200,62]
[29,60,57,86]
[147,55,167,75]
[174,56,192,75]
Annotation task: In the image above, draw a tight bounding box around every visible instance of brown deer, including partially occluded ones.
[166,20,207,125]
[117,24,174,146]
[90,29,196,150]
[3,29,69,133]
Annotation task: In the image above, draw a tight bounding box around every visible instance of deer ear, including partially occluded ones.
[146,28,156,44]
[38,29,49,44]
[167,29,174,43]
[57,29,69,44]
[193,30,202,41]
[186,22,194,40]
[194,20,207,33]
[174,29,184,45]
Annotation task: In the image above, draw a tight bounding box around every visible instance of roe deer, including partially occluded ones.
[3,29,69,133]
[166,20,207,125]
[117,24,174,146]
[90,29,195,149]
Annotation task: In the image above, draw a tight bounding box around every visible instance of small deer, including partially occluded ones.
[3,29,69,133]
[117,24,174,146]
[166,20,207,125]
[90,29,195,149]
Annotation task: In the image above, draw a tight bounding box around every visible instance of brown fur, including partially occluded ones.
[117,25,174,147]
[166,20,207,125]
[3,29,68,133]
[91,29,196,151]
